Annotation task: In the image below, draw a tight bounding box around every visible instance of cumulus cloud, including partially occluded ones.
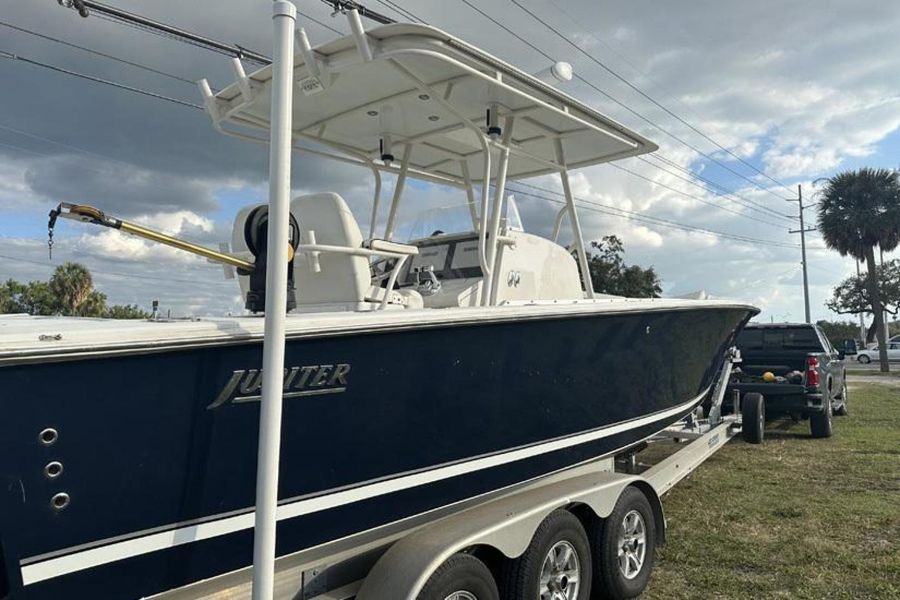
[2,0,898,322]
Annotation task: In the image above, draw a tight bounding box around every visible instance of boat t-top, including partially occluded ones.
[0,6,757,599]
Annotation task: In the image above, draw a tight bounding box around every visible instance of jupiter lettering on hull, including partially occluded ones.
[207,363,351,409]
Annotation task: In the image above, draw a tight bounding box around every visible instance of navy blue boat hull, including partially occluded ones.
[0,305,753,599]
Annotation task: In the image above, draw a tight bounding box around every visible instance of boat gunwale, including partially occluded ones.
[0,300,757,366]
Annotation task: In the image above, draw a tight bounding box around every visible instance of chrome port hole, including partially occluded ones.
[39,428,59,446]
[51,492,70,511]
[44,461,64,479]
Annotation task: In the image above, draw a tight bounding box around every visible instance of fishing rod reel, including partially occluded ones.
[48,202,301,314]
[241,205,301,313]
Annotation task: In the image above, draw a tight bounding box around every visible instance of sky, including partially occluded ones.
[1,0,899,323]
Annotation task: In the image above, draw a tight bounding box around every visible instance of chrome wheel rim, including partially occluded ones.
[617,510,647,580]
[444,592,477,600]
[539,540,581,600]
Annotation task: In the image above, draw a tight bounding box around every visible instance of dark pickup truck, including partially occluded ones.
[728,323,848,438]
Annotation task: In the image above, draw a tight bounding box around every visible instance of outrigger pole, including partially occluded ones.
[47,203,255,270]
[252,2,296,598]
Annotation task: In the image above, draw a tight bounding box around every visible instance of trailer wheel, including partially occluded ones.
[741,392,765,444]
[501,509,591,600]
[591,487,656,599]
[417,553,499,600]
[834,381,849,416]
[809,398,833,439]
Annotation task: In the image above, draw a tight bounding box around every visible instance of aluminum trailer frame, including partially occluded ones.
[150,349,748,600]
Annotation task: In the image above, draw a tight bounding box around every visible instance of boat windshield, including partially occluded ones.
[395,196,526,243]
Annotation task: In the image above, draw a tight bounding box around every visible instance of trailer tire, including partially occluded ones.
[590,486,656,600]
[741,392,765,444]
[501,509,591,600]
[417,553,499,600]
[809,398,833,439]
[834,381,849,416]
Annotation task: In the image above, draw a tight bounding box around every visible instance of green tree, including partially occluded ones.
[106,304,152,319]
[0,264,149,319]
[815,320,861,348]
[817,168,900,371]
[825,259,900,343]
[0,279,57,315]
[583,236,662,298]
[48,262,94,315]
[76,290,108,317]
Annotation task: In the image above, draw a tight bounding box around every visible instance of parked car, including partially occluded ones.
[856,342,900,363]
[728,322,847,438]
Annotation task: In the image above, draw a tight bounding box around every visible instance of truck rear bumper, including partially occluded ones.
[725,384,826,415]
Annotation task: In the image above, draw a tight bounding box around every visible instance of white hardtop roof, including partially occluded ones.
[211,23,657,184]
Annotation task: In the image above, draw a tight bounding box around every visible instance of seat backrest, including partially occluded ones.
[292,193,371,309]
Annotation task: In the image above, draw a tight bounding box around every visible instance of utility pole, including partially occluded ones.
[788,184,815,323]
[856,260,867,342]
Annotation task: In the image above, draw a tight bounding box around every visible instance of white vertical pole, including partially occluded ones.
[483,116,514,306]
[252,2,295,599]
[554,139,594,298]
[384,144,412,240]
[461,160,479,231]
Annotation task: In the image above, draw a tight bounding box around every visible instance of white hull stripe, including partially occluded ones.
[20,391,704,586]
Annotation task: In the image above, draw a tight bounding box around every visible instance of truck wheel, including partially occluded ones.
[501,509,591,600]
[417,553,499,600]
[741,392,765,444]
[809,399,833,439]
[590,486,656,600]
[834,382,849,416]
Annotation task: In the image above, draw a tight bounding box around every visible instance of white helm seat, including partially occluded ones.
[291,193,372,310]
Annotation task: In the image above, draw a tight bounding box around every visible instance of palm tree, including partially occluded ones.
[48,262,94,315]
[818,168,900,372]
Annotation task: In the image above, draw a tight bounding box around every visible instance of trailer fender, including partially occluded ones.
[356,469,643,600]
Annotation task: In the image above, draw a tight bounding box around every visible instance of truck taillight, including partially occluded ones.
[806,356,820,387]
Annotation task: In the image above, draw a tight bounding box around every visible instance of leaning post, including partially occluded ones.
[252,2,296,598]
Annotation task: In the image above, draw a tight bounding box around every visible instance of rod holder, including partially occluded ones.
[230,58,254,102]
[347,9,373,62]
[296,27,321,78]
[197,78,220,121]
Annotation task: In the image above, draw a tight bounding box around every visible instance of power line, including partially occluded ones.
[296,9,345,36]
[507,0,796,196]
[58,0,271,64]
[614,161,789,227]
[1,50,203,109]
[454,0,795,204]
[0,253,231,286]
[0,122,134,167]
[319,1,395,25]
[379,0,794,222]
[1,114,794,250]
[0,19,197,86]
[13,1,797,252]
[372,0,421,22]
[632,156,792,224]
[506,181,799,249]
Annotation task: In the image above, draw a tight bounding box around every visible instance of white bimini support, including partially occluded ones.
[251,2,296,599]
[555,139,595,298]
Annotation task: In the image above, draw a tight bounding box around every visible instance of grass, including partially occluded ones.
[642,381,900,599]
[846,369,900,378]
